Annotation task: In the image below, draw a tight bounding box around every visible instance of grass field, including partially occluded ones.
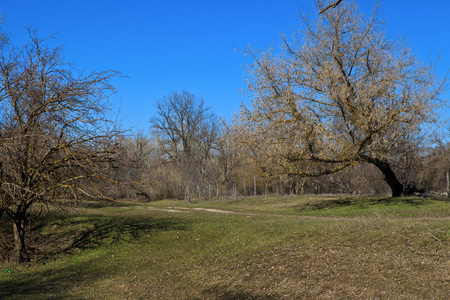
[1,195,449,299]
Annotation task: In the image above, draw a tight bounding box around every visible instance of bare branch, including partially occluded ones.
[319,0,343,15]
[0,28,124,262]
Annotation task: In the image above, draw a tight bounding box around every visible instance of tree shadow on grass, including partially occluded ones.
[294,196,441,211]
[0,215,189,299]
[1,256,122,299]
[58,199,143,209]
[35,214,189,260]
[74,217,181,247]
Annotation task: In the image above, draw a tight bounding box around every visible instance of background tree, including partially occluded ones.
[233,120,283,196]
[150,90,219,199]
[0,30,122,262]
[114,130,156,199]
[418,130,450,195]
[215,120,242,196]
[238,0,446,197]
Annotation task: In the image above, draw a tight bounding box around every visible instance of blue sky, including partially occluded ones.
[1,0,449,132]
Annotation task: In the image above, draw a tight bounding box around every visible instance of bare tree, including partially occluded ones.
[151,90,216,160]
[419,131,450,195]
[112,130,157,199]
[214,119,243,196]
[150,90,219,199]
[238,0,446,197]
[123,130,154,169]
[0,29,123,262]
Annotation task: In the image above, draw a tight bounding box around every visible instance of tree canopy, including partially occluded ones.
[237,0,447,197]
[0,30,123,262]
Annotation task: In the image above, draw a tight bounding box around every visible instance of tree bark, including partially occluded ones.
[362,156,404,197]
[185,186,191,203]
[13,214,30,263]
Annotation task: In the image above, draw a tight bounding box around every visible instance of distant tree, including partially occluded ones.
[419,132,450,195]
[0,29,123,262]
[150,90,219,199]
[234,120,282,195]
[123,130,154,169]
[151,90,216,161]
[115,130,161,200]
[238,0,446,197]
[214,119,242,196]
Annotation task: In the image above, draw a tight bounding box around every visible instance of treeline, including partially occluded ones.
[110,90,450,202]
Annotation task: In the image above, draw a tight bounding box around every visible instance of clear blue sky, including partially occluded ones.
[2,0,449,132]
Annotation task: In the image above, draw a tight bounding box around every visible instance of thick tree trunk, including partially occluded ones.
[12,215,30,263]
[362,156,404,197]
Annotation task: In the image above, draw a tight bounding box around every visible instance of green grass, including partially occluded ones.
[1,195,449,299]
[155,195,450,217]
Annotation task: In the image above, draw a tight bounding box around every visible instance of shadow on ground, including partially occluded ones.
[0,214,189,299]
[1,211,188,262]
[40,214,189,259]
[1,256,127,299]
[64,199,143,209]
[294,196,444,211]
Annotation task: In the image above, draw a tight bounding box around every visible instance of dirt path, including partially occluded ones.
[146,206,450,221]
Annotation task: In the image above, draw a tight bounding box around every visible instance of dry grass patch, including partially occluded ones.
[189,218,449,299]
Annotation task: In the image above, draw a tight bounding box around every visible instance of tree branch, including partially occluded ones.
[319,0,343,15]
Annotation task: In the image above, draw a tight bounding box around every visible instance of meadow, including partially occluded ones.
[1,195,449,299]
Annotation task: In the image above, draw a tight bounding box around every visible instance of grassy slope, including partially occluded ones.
[0,196,449,299]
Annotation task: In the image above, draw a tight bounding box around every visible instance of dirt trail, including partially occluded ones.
[146,206,450,221]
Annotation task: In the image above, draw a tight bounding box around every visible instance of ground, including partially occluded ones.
[0,195,449,299]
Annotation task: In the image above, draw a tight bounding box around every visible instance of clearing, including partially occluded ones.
[1,195,449,299]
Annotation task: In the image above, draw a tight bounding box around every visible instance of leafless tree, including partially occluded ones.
[213,119,242,196]
[0,29,123,262]
[238,0,446,197]
[122,130,154,169]
[418,130,450,195]
[111,130,157,199]
[151,90,216,160]
[150,90,219,199]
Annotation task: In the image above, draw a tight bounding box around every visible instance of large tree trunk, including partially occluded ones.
[362,156,404,197]
[12,214,30,263]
